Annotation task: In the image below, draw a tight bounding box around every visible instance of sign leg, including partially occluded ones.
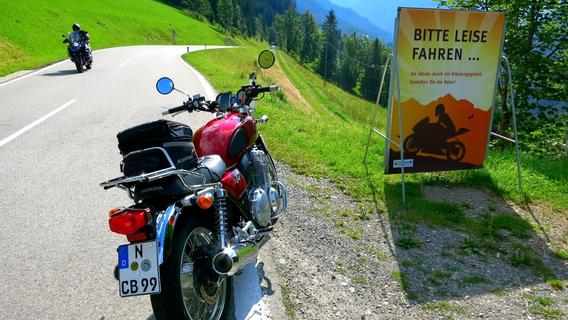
[503,56,523,194]
[394,56,406,205]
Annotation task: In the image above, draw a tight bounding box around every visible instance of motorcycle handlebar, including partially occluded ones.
[162,104,187,115]
[162,84,279,116]
[162,100,215,116]
[248,85,280,97]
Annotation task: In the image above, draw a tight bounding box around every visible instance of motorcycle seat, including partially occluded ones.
[193,155,227,183]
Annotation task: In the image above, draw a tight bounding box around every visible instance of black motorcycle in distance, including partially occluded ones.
[403,117,470,162]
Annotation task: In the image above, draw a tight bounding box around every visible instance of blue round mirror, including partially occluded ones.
[156,77,174,95]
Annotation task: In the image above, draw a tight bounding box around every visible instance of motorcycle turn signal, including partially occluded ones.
[196,193,213,209]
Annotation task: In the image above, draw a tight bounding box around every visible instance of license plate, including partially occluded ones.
[117,241,161,297]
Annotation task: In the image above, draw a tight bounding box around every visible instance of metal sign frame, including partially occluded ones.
[364,8,523,204]
[364,51,523,205]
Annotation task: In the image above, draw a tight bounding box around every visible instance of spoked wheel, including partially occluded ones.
[403,134,420,155]
[181,227,228,319]
[446,141,466,162]
[151,220,231,320]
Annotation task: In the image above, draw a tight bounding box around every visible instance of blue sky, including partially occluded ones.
[327,0,439,33]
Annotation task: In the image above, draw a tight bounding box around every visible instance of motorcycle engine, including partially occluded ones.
[248,148,279,228]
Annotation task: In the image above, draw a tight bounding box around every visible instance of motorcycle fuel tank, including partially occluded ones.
[194,112,257,168]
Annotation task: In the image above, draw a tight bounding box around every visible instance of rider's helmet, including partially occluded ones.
[435,104,445,116]
[72,23,81,31]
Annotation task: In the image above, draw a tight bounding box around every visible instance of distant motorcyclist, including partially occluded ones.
[64,23,91,54]
[62,23,93,72]
[435,104,456,137]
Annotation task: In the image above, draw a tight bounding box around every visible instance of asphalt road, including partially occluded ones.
[0,45,270,319]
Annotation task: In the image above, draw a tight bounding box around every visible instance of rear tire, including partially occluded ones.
[150,217,231,320]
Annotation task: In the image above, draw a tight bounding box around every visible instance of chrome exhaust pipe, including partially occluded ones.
[212,238,266,276]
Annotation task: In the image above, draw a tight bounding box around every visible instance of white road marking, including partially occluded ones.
[118,59,130,69]
[0,47,117,88]
[0,60,67,88]
[178,55,218,100]
[0,99,77,147]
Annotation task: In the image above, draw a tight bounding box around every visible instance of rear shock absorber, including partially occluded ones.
[215,187,229,249]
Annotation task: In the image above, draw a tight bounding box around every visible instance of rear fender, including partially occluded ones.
[155,203,180,265]
[155,204,211,265]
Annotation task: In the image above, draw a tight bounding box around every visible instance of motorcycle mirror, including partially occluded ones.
[258,50,275,69]
[215,92,232,110]
[156,77,174,95]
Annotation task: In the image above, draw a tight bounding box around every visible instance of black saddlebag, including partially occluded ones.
[116,120,199,201]
[117,120,198,174]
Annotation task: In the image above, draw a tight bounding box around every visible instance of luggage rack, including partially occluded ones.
[100,147,208,196]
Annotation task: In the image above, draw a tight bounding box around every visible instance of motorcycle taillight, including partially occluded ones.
[108,208,150,235]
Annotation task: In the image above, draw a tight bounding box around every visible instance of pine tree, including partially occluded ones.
[183,0,212,20]
[318,10,341,81]
[300,12,320,63]
[216,0,234,29]
[361,38,384,101]
[337,33,364,92]
[273,7,301,54]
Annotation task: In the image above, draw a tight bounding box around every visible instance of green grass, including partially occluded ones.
[279,283,296,319]
[553,249,568,261]
[524,294,565,319]
[346,227,365,241]
[0,0,234,75]
[491,288,509,296]
[483,213,533,239]
[352,275,368,285]
[401,260,413,268]
[391,270,417,299]
[460,275,493,286]
[529,305,565,319]
[547,279,564,290]
[276,48,383,125]
[395,223,420,249]
[422,301,468,315]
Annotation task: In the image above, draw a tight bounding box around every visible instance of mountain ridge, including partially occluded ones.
[296,0,393,44]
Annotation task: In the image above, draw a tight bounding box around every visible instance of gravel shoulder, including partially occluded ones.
[258,162,568,320]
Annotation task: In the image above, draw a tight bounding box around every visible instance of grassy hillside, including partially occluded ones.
[0,0,231,76]
[184,47,388,196]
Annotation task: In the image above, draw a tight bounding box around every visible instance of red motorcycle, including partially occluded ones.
[100,50,286,319]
